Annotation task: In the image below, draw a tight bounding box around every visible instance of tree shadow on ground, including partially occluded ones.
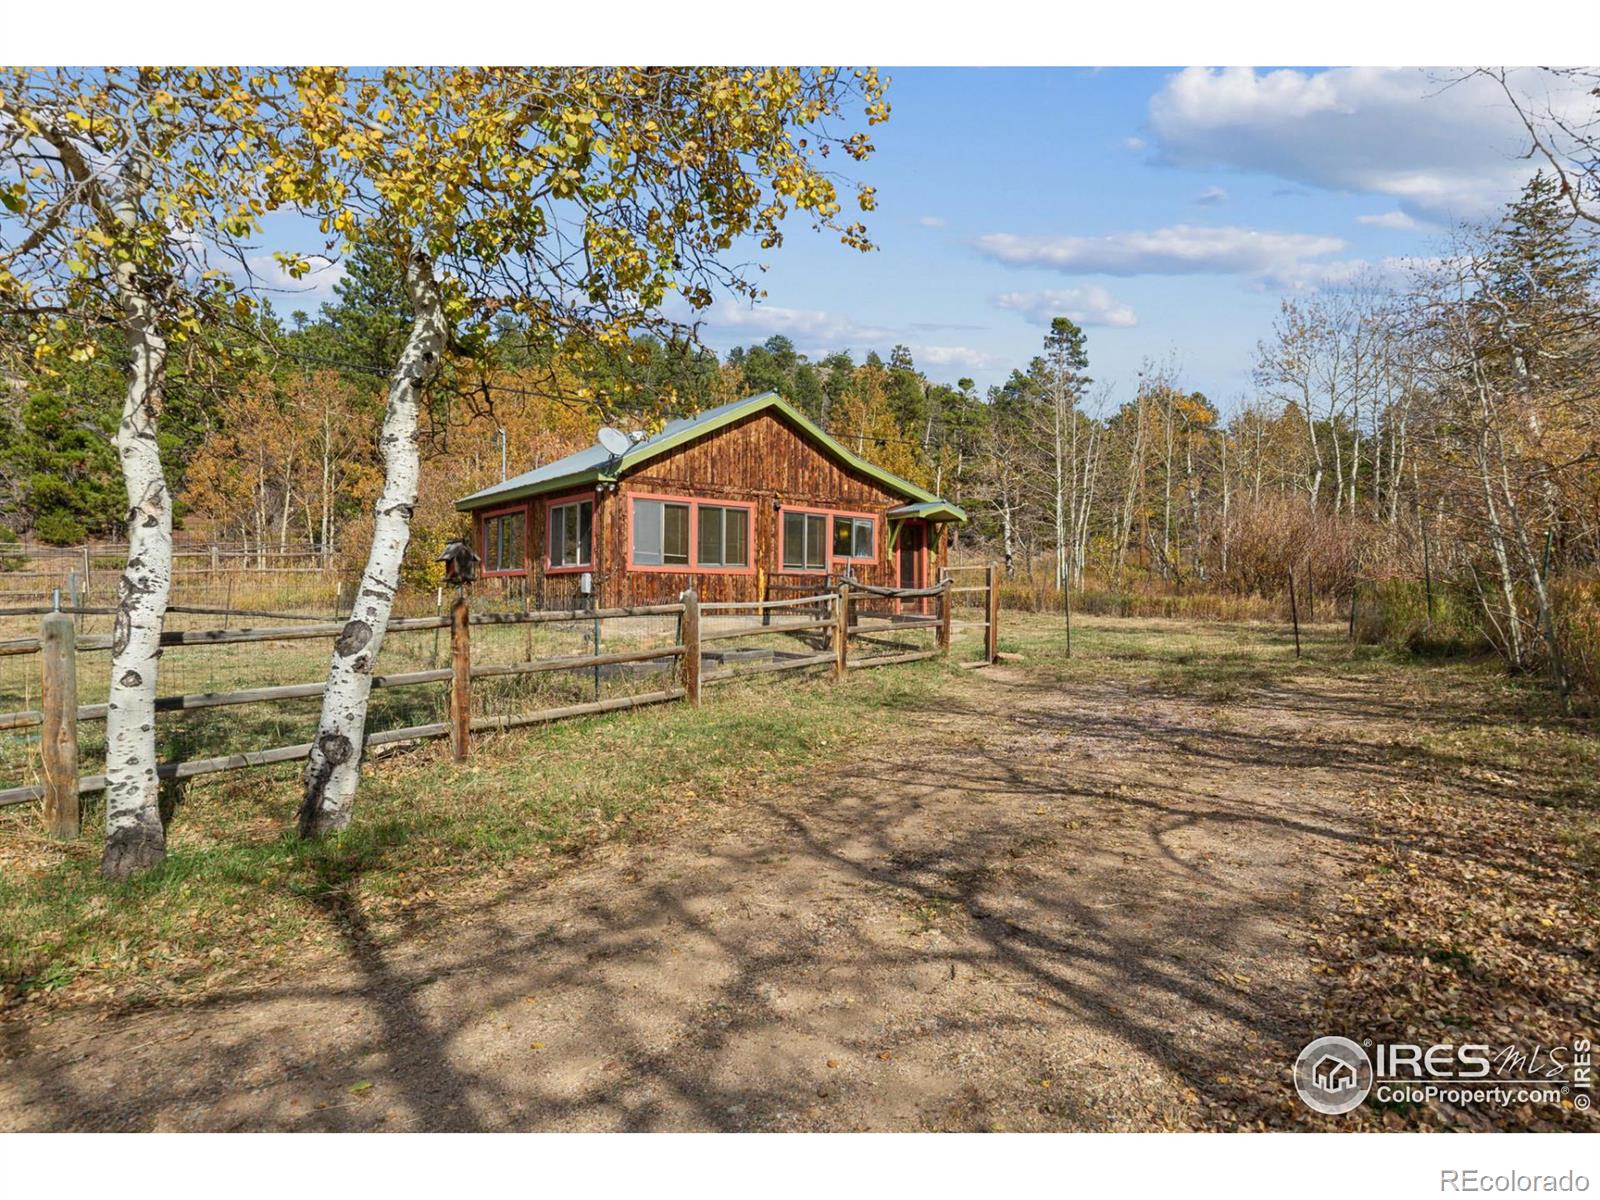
[3,650,1572,1131]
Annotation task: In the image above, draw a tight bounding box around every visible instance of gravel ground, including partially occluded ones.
[0,660,1372,1131]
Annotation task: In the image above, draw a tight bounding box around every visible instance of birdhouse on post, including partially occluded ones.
[438,538,481,588]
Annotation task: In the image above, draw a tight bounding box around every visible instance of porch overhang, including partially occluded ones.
[885,501,967,524]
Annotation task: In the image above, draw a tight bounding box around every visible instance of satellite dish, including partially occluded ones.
[597,426,631,456]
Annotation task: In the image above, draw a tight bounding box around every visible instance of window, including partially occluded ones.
[547,499,592,568]
[697,505,749,568]
[782,510,827,571]
[832,515,874,560]
[632,498,690,566]
[482,509,526,574]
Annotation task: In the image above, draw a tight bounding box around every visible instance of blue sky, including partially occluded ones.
[681,67,1569,411]
[263,67,1576,414]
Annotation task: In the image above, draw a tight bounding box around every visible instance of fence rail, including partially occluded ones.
[2,567,1003,824]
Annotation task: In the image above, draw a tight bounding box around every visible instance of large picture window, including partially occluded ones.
[632,498,690,566]
[782,510,828,571]
[697,505,749,568]
[832,514,875,560]
[547,498,592,569]
[482,509,526,574]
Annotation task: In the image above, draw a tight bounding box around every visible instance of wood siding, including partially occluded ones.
[474,409,949,608]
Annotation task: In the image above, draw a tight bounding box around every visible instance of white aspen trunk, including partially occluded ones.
[1388,409,1408,527]
[1114,398,1148,583]
[1252,421,1264,503]
[1371,392,1384,522]
[1349,427,1362,513]
[1220,433,1231,577]
[1184,429,1203,580]
[321,409,335,565]
[1476,427,1525,668]
[1053,395,1067,588]
[1161,402,1174,571]
[1066,392,1079,588]
[298,250,446,838]
[101,275,173,880]
[1073,423,1099,589]
[1494,432,1571,705]
[254,450,266,569]
[278,446,296,550]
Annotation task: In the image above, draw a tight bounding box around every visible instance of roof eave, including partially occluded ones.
[455,468,606,512]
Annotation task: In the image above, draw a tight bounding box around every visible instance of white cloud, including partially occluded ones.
[974,224,1344,277]
[917,215,947,229]
[1194,186,1229,206]
[909,320,987,333]
[1123,135,1147,152]
[993,286,1138,328]
[701,302,894,348]
[1146,66,1591,221]
[1358,210,1421,230]
[915,345,1000,370]
[1255,255,1426,293]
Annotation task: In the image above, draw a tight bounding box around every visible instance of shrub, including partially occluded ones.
[33,512,87,546]
[0,525,24,572]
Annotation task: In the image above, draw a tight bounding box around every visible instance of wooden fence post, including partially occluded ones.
[834,581,850,679]
[985,563,1000,663]
[680,588,701,705]
[41,611,79,839]
[758,566,769,627]
[938,575,952,656]
[450,592,471,761]
[1287,569,1302,659]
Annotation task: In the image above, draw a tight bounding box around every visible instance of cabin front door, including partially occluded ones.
[897,521,925,612]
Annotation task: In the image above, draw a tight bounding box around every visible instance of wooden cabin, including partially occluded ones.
[456,391,966,609]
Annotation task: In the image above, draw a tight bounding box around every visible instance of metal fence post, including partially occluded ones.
[680,588,701,705]
[834,581,851,679]
[41,611,79,839]
[985,563,1000,663]
[1287,569,1302,660]
[450,592,471,761]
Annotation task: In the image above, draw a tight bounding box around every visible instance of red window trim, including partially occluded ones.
[626,491,757,576]
[544,489,596,576]
[478,501,530,577]
[777,504,879,574]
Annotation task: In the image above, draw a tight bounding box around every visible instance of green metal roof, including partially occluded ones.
[886,500,968,522]
[457,391,958,514]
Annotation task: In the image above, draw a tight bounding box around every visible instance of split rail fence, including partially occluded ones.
[1,566,1002,838]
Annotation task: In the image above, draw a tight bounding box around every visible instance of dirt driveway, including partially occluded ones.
[0,658,1375,1131]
